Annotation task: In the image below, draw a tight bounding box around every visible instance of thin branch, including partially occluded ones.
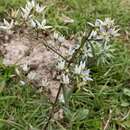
[41,40,69,62]
[43,30,92,129]
[67,30,92,67]
[43,83,63,130]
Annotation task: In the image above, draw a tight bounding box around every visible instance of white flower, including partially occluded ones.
[58,35,65,43]
[62,74,70,84]
[68,44,80,56]
[81,69,93,81]
[68,47,75,56]
[21,64,29,72]
[35,19,52,30]
[57,59,65,70]
[54,32,59,40]
[53,32,65,43]
[30,19,36,28]
[95,19,103,27]
[88,30,97,39]
[108,28,120,37]
[21,0,35,20]
[0,19,14,31]
[84,45,93,58]
[27,71,37,80]
[88,18,120,42]
[74,65,82,74]
[103,18,114,27]
[21,7,31,20]
[35,3,45,13]
[74,61,86,74]
[27,0,35,9]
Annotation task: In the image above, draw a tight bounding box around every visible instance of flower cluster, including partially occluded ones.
[86,18,120,64]
[57,58,93,86]
[0,1,120,106]
[21,0,44,20]
[21,0,51,30]
[0,0,51,33]
[88,18,120,42]
[30,19,52,30]
[0,19,14,33]
[56,18,120,86]
[74,61,93,81]
[54,32,65,43]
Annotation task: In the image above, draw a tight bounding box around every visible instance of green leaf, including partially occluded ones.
[63,88,72,105]
[64,107,73,120]
[123,88,130,97]
[74,108,89,121]
[121,101,129,107]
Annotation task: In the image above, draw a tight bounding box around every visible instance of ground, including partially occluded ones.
[0,0,130,130]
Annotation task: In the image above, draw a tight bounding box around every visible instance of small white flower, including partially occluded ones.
[27,0,35,9]
[58,35,65,43]
[21,0,35,20]
[81,69,93,81]
[84,45,93,58]
[68,44,80,56]
[103,18,114,27]
[57,59,65,70]
[53,32,65,43]
[88,30,97,39]
[35,3,45,13]
[68,47,75,56]
[35,19,52,30]
[95,19,103,27]
[54,32,59,40]
[0,19,14,31]
[88,18,120,42]
[30,19,36,28]
[21,64,29,72]
[21,7,31,20]
[74,65,82,74]
[62,74,70,85]
[27,71,37,80]
[74,61,86,74]
[108,28,120,37]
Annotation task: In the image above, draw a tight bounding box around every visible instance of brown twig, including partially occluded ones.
[43,83,63,130]
[41,40,69,62]
[67,30,92,67]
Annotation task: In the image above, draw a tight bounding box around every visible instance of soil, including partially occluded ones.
[0,31,75,101]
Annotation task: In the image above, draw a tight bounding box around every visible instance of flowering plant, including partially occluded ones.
[0,1,120,129]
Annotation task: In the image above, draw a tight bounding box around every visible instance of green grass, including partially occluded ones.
[45,0,130,36]
[0,0,130,130]
[0,0,26,19]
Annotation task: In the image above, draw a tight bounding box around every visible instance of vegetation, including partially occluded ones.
[0,0,130,130]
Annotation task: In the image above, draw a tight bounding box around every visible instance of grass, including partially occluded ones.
[0,0,130,130]
[0,0,26,18]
